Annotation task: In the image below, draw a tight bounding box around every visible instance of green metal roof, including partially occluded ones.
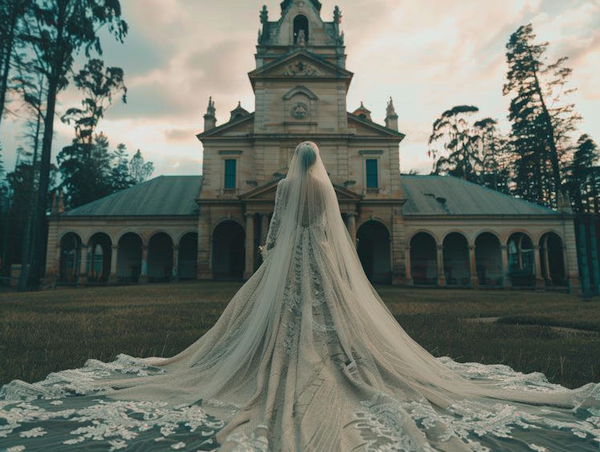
[62,176,202,217]
[400,175,557,216]
[60,174,557,218]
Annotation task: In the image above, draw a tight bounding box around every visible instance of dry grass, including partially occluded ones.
[1,282,599,388]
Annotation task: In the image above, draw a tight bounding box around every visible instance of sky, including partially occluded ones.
[1,0,599,177]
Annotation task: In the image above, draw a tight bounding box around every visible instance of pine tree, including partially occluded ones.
[567,134,600,213]
[129,149,154,184]
[473,118,511,194]
[0,0,30,127]
[428,105,483,183]
[503,23,580,208]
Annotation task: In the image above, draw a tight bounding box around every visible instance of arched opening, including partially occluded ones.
[540,232,566,286]
[213,221,245,279]
[293,15,309,44]
[410,232,437,285]
[475,232,502,286]
[87,233,112,283]
[59,232,82,284]
[507,232,535,287]
[179,232,198,280]
[117,233,142,283]
[442,233,469,286]
[357,221,391,284]
[148,232,173,283]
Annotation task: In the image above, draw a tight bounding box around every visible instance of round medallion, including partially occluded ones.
[291,102,309,119]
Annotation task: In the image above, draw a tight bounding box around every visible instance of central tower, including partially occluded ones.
[250,0,352,135]
[196,1,406,283]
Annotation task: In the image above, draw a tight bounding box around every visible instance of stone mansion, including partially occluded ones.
[45,0,579,291]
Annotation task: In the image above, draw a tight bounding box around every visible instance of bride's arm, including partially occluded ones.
[262,179,286,258]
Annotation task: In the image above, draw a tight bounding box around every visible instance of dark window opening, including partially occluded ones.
[293,15,309,44]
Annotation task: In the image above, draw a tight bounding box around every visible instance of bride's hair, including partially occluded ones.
[295,141,317,173]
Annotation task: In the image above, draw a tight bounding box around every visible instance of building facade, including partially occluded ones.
[44,0,580,291]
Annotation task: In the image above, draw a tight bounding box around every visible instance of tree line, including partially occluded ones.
[0,0,153,290]
[428,23,599,213]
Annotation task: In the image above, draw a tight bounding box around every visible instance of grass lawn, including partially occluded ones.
[1,281,599,389]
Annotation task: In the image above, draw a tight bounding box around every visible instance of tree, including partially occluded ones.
[566,134,600,213]
[473,118,512,194]
[428,105,483,183]
[503,23,580,209]
[18,1,127,289]
[61,58,126,144]
[58,133,113,208]
[57,58,127,209]
[0,144,8,279]
[0,0,30,127]
[129,149,154,184]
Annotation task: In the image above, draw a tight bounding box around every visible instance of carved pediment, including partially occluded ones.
[249,50,353,87]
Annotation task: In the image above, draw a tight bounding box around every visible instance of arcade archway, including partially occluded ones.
[213,221,245,279]
[357,221,391,284]
[410,232,437,285]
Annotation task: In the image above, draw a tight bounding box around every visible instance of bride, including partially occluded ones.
[1,141,599,451]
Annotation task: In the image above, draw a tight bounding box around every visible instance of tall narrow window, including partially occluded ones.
[366,159,378,189]
[224,159,237,189]
[293,15,309,44]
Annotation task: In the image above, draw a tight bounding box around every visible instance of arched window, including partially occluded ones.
[293,15,309,44]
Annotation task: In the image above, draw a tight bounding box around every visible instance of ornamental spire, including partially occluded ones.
[204,97,217,131]
[385,97,398,131]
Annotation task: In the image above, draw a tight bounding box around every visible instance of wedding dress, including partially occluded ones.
[1,142,599,451]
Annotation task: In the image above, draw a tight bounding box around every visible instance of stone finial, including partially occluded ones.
[204,97,217,131]
[260,5,268,24]
[385,97,398,131]
[334,6,342,24]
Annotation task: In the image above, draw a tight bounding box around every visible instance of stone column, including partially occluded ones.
[260,214,269,244]
[44,219,61,283]
[52,244,61,287]
[533,245,544,289]
[589,227,600,295]
[244,214,255,279]
[139,245,149,284]
[197,215,212,280]
[172,246,179,282]
[171,245,179,281]
[346,213,357,246]
[563,216,581,294]
[405,246,413,285]
[436,244,446,286]
[469,245,479,288]
[541,238,551,281]
[500,245,511,288]
[109,245,118,283]
[78,245,89,287]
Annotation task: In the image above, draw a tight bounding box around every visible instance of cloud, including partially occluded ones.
[165,128,198,143]
[3,0,599,178]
